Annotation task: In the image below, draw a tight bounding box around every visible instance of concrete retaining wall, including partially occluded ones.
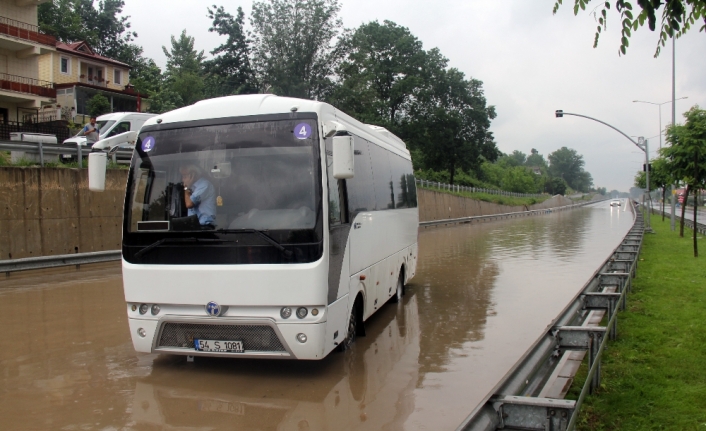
[0,167,128,260]
[0,167,580,259]
[417,189,574,222]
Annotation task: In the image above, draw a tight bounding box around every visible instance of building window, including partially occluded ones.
[60,57,71,75]
[114,69,122,85]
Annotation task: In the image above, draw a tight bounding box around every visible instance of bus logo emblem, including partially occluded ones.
[205,302,221,317]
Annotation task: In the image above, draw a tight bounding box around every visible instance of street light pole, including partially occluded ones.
[632,97,687,151]
[555,110,652,230]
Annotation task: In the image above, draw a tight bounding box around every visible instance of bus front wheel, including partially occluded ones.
[339,301,358,351]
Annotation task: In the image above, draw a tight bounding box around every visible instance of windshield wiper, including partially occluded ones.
[215,229,293,259]
[134,237,233,260]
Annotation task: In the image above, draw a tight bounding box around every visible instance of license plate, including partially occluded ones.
[194,339,243,353]
[198,399,245,415]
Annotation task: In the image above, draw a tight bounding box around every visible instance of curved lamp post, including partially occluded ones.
[555,110,652,230]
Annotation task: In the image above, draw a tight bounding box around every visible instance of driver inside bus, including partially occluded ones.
[180,165,217,228]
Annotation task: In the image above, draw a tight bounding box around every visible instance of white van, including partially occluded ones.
[62,112,157,160]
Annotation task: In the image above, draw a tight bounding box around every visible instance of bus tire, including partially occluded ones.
[339,301,358,351]
[390,269,405,303]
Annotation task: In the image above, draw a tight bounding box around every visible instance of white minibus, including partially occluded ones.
[89,94,419,360]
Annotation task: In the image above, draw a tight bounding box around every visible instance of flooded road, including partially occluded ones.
[0,202,633,431]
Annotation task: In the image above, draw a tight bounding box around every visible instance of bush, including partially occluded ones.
[87,93,111,117]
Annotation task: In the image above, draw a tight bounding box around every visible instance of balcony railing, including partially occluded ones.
[0,73,56,98]
[79,76,107,87]
[0,16,56,47]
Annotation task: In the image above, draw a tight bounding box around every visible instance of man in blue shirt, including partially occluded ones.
[180,165,217,227]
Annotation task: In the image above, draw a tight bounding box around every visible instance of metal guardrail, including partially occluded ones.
[1,250,121,275]
[416,178,544,198]
[457,201,643,431]
[0,139,132,166]
[420,199,605,228]
[650,206,706,235]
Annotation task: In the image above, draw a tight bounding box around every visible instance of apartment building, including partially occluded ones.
[39,40,144,124]
[0,0,56,125]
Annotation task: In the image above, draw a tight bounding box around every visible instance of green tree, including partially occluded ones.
[508,150,527,166]
[204,5,256,97]
[662,106,706,255]
[526,148,547,168]
[147,88,183,114]
[331,20,430,126]
[502,166,539,193]
[87,93,111,116]
[162,30,205,107]
[553,0,706,56]
[250,0,344,98]
[413,67,498,184]
[548,147,587,190]
[545,176,569,195]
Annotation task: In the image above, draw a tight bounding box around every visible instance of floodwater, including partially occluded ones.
[0,202,634,431]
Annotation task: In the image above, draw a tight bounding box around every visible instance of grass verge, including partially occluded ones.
[567,213,706,430]
[419,185,550,207]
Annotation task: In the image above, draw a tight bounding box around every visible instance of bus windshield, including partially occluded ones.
[122,118,323,265]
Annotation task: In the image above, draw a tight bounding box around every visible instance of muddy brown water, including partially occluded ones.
[0,202,633,430]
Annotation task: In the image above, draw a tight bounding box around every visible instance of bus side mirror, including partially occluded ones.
[332,135,354,179]
[88,152,107,192]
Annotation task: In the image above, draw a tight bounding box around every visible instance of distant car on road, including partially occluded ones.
[610,199,621,207]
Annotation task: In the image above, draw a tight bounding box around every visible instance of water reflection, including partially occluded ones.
[414,225,499,375]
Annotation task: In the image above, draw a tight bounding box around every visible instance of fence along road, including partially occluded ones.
[0,201,634,430]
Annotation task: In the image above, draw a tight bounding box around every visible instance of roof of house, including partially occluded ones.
[56,41,131,69]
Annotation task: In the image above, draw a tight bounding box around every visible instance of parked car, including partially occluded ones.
[61,112,157,161]
[610,199,621,207]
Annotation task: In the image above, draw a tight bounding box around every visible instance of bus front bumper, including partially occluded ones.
[128,315,327,360]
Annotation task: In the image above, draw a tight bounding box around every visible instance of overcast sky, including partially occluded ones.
[122,0,706,192]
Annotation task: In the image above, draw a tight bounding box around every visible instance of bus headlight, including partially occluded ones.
[151,304,161,315]
[139,304,149,315]
[296,307,308,319]
[296,333,307,343]
[280,307,292,319]
[137,328,146,338]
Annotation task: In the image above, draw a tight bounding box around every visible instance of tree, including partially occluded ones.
[331,21,430,126]
[147,88,183,114]
[548,147,587,189]
[508,150,527,166]
[526,149,547,168]
[662,106,706,256]
[553,0,706,57]
[250,0,344,98]
[204,5,257,97]
[162,30,205,107]
[502,166,540,193]
[412,67,498,184]
[545,177,569,195]
[87,93,111,116]
[330,20,498,183]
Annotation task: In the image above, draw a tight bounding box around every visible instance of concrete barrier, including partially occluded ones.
[417,189,574,222]
[0,167,128,260]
